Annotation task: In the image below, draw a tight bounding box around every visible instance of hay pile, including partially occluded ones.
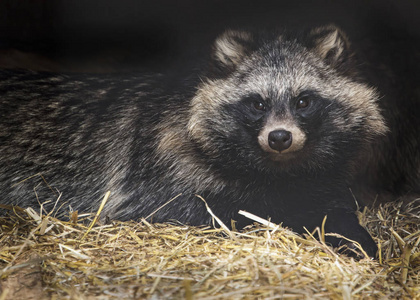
[0,198,419,299]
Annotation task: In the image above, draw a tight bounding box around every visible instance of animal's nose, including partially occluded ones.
[268,130,292,152]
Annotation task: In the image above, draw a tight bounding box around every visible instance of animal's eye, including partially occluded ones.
[253,101,266,111]
[296,97,310,109]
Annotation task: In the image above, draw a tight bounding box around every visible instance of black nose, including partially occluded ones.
[268,130,292,152]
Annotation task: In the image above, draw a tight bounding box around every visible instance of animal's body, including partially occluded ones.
[1,26,418,257]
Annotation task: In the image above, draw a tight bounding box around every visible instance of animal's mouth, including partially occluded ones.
[266,150,301,162]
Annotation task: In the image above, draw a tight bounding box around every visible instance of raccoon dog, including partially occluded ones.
[1,25,403,257]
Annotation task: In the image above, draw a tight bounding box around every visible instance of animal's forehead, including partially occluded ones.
[257,39,312,65]
[234,58,325,99]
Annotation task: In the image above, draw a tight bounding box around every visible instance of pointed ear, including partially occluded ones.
[309,25,352,68]
[211,30,254,74]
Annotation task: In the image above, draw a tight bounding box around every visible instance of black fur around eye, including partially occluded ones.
[296,97,310,109]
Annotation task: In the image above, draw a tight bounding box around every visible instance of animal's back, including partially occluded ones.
[0,70,165,215]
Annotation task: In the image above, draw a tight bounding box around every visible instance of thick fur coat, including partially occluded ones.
[1,26,417,257]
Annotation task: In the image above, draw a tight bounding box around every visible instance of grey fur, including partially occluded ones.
[1,25,418,257]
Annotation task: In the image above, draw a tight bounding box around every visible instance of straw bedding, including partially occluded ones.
[0,196,419,299]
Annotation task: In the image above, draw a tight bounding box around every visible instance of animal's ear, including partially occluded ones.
[210,30,254,74]
[308,25,352,68]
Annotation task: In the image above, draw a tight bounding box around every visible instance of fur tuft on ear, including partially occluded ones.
[309,25,351,67]
[211,30,254,73]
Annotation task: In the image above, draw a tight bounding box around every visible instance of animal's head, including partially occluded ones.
[188,26,386,175]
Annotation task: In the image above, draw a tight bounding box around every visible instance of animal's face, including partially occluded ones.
[188,27,386,174]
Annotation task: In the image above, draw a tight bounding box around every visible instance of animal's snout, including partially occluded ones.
[268,129,292,152]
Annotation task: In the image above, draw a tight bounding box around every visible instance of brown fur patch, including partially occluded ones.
[157,112,228,194]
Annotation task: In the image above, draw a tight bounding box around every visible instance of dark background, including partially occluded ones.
[0,0,419,73]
